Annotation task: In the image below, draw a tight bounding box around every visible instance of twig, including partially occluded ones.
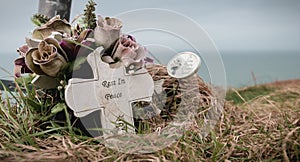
[232,88,246,103]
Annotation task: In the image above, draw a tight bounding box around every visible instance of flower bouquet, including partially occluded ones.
[13,1,215,137]
[15,2,149,87]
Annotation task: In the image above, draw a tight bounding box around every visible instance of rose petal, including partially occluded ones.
[94,26,120,49]
[32,27,54,40]
[46,19,71,36]
[48,31,63,42]
[14,65,22,78]
[135,46,147,60]
[14,57,33,74]
[104,17,122,30]
[14,57,26,66]
[32,15,71,40]
[26,37,41,48]
[94,15,122,49]
[60,38,76,60]
[77,29,93,43]
[44,38,68,61]
[112,35,139,60]
[39,54,66,77]
[97,15,105,27]
[25,48,46,75]
[17,45,29,57]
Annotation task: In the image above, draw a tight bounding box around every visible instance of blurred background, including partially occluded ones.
[0,0,299,87]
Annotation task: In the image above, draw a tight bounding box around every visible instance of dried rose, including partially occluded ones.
[32,15,72,40]
[94,15,122,49]
[111,34,146,66]
[25,38,67,77]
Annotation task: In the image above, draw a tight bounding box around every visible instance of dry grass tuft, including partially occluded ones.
[1,74,299,161]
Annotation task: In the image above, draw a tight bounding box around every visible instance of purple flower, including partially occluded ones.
[60,29,94,61]
[14,58,32,78]
[14,45,32,77]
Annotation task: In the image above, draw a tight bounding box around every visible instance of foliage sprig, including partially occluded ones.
[31,14,50,26]
[83,0,97,29]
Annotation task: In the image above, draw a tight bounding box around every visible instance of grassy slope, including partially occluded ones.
[0,79,299,161]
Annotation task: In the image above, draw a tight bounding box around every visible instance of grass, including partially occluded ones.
[0,79,300,161]
[226,85,274,104]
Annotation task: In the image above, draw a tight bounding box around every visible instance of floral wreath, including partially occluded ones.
[12,1,214,138]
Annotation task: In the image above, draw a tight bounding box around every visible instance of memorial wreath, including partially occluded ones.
[13,0,220,138]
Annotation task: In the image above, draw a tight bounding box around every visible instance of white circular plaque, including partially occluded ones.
[167,52,201,79]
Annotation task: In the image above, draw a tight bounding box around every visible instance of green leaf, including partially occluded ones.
[31,14,50,27]
[51,103,66,114]
[15,75,34,85]
[26,98,41,111]
[83,0,97,29]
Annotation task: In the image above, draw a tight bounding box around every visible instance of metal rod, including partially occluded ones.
[38,0,72,21]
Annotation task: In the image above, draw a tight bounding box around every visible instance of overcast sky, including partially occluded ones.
[0,0,300,54]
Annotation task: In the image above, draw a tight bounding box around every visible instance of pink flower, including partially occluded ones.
[14,45,31,77]
[102,34,147,72]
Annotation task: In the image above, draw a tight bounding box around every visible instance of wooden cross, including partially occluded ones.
[65,48,154,135]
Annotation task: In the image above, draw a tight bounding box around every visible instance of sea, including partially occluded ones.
[219,51,300,88]
[1,51,300,88]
